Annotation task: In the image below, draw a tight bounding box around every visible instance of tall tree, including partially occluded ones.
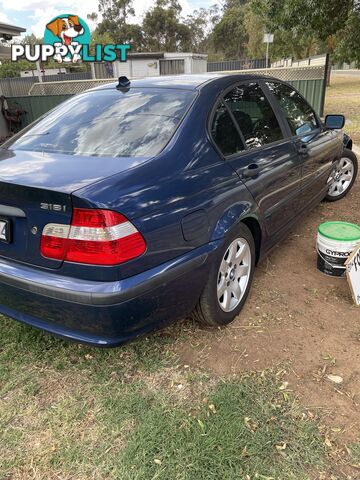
[21,34,43,45]
[253,0,355,55]
[334,10,360,66]
[98,0,135,27]
[243,5,265,59]
[184,8,209,52]
[212,5,247,59]
[142,0,191,52]
[96,0,143,47]
[184,5,220,53]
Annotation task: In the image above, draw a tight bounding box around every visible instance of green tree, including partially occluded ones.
[213,6,247,59]
[223,0,250,8]
[96,0,143,47]
[243,4,316,60]
[184,5,220,53]
[21,34,43,45]
[184,8,209,52]
[253,0,355,57]
[98,0,135,27]
[243,5,265,59]
[142,0,191,52]
[0,59,35,78]
[334,10,360,66]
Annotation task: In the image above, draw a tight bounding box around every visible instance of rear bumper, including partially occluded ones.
[0,242,219,346]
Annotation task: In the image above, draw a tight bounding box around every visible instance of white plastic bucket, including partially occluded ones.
[316,222,360,277]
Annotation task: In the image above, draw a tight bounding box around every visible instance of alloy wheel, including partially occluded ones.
[327,156,355,198]
[217,237,252,312]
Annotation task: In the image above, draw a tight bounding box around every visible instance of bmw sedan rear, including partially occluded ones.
[0,76,221,345]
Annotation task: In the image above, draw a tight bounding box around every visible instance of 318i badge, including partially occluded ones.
[0,219,10,243]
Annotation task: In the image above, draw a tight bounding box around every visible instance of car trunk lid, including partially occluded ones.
[0,148,148,268]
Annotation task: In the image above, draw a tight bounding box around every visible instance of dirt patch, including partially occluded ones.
[177,75,360,449]
[178,169,360,447]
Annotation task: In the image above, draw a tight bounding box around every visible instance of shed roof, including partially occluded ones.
[0,22,26,38]
[0,22,26,59]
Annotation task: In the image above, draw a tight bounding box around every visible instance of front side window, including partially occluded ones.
[211,102,245,156]
[5,88,196,158]
[266,82,319,136]
[224,82,283,149]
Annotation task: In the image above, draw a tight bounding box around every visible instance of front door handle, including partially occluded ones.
[243,164,260,178]
[297,143,309,156]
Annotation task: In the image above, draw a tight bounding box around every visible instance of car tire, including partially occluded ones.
[192,223,255,327]
[325,148,358,202]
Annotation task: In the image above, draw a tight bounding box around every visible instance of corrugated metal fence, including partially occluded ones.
[0,72,91,96]
[7,95,71,127]
[207,58,268,72]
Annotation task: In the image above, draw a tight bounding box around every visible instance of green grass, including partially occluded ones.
[325,74,360,145]
[116,378,324,480]
[0,317,326,480]
[348,442,360,466]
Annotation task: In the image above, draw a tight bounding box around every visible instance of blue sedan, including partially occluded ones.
[0,74,357,346]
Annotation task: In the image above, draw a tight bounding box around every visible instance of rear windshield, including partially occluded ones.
[6,88,196,158]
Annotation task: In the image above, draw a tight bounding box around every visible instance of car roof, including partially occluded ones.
[94,73,274,92]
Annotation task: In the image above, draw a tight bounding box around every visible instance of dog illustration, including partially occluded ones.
[46,15,84,63]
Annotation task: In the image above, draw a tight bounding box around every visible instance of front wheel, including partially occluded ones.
[325,148,358,201]
[192,223,255,327]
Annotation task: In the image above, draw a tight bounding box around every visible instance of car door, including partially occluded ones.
[210,80,302,237]
[265,81,342,208]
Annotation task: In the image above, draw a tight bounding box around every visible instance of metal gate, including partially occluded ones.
[159,59,185,76]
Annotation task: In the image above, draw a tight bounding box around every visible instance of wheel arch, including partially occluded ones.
[210,203,262,265]
[241,216,262,265]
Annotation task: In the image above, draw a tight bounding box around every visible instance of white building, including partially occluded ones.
[112,52,208,79]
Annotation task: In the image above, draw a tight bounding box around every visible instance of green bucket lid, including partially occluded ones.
[318,221,360,241]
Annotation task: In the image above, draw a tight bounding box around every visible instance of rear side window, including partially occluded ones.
[211,102,245,156]
[7,88,196,158]
[224,83,283,149]
[266,82,319,136]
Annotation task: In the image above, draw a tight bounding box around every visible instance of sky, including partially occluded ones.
[0,0,215,38]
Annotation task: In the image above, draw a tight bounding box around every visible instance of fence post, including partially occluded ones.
[90,62,96,79]
[319,53,330,117]
[36,61,43,83]
[325,53,331,87]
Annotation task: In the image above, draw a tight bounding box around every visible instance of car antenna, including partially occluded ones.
[116,76,131,90]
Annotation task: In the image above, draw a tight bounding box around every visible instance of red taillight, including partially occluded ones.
[40,208,146,265]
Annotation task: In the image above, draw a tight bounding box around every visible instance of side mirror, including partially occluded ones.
[325,114,345,129]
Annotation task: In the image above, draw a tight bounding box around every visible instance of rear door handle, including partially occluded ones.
[243,164,260,178]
